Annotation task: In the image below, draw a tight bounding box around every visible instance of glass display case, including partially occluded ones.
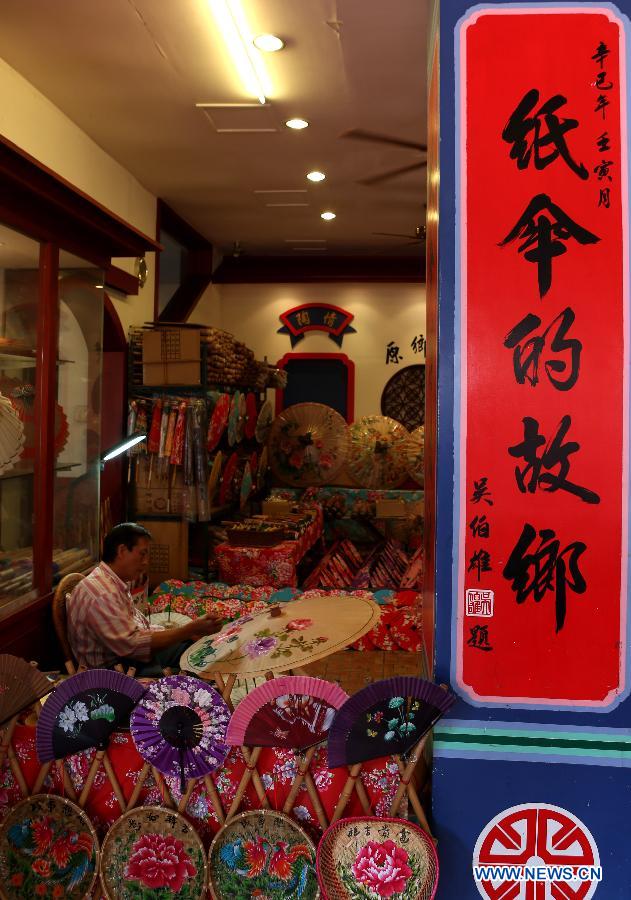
[0,237,104,620]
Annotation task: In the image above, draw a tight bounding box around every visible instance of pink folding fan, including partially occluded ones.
[226,675,348,750]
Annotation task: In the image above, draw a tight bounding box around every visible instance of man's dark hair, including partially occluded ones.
[102,523,152,563]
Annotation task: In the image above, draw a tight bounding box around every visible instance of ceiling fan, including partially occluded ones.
[342,129,428,185]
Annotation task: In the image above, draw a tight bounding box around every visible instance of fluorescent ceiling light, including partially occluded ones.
[286,118,309,130]
[207,0,272,104]
[307,171,326,182]
[253,33,284,52]
[102,434,147,462]
[321,211,336,221]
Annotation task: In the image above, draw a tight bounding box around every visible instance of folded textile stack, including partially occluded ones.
[351,540,410,591]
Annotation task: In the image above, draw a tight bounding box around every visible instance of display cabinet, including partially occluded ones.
[0,134,158,663]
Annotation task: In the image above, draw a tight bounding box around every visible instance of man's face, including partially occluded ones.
[115,537,150,581]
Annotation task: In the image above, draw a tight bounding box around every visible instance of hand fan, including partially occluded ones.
[244,392,257,439]
[226,675,348,750]
[327,676,455,768]
[209,810,318,900]
[255,398,273,444]
[130,675,230,792]
[0,794,99,900]
[35,669,146,762]
[0,655,55,728]
[100,806,207,900]
[317,816,438,900]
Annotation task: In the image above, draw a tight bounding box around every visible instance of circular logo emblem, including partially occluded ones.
[473,803,601,899]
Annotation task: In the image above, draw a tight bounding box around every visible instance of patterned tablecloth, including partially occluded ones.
[214,504,324,587]
[147,582,424,653]
[0,724,402,846]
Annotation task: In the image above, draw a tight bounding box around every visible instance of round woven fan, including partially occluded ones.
[209,810,319,900]
[240,462,253,511]
[255,398,273,444]
[381,364,426,431]
[0,379,69,460]
[317,816,438,900]
[346,416,410,489]
[228,391,241,447]
[406,425,425,486]
[208,451,223,505]
[0,794,99,899]
[100,807,207,900]
[269,403,348,486]
[0,655,54,728]
[207,394,231,452]
[244,393,257,439]
[257,445,269,491]
[0,393,24,475]
[219,451,238,505]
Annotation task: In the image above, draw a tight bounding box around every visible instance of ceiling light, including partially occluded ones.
[307,171,326,182]
[286,118,309,130]
[207,0,272,104]
[321,211,336,221]
[253,33,284,52]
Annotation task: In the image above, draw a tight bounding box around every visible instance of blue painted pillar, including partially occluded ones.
[429,2,631,896]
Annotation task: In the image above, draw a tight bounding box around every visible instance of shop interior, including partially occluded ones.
[0,2,444,897]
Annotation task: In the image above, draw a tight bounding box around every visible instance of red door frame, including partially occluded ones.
[274,352,355,423]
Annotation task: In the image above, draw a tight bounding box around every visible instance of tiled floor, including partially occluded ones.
[303,649,428,695]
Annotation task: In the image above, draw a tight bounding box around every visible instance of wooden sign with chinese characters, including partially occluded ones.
[454,7,629,708]
[277,303,356,347]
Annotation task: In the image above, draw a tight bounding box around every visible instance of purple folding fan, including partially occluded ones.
[327,676,456,768]
[36,669,146,762]
[130,674,230,791]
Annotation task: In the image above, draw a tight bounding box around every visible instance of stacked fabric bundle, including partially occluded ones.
[351,540,410,590]
[302,540,364,590]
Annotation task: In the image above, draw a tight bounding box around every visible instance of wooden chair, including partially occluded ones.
[52,572,85,674]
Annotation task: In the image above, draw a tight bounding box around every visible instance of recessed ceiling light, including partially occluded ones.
[286,118,309,130]
[307,171,326,182]
[321,211,336,221]
[253,33,284,52]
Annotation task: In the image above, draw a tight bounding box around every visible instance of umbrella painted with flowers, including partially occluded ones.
[130,675,230,792]
[269,403,348,487]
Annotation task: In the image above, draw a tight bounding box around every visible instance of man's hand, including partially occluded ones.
[184,615,223,642]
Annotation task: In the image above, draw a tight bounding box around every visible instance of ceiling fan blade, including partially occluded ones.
[342,129,427,153]
[358,160,427,186]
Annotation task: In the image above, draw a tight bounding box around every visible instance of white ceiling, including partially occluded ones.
[0,0,428,260]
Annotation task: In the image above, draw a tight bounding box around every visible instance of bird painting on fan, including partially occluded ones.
[220,836,313,893]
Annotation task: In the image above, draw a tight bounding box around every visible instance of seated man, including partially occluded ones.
[67,522,220,674]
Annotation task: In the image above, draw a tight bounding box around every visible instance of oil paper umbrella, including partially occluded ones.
[0,393,25,476]
[269,402,348,486]
[255,398,273,444]
[405,425,425,486]
[130,675,230,793]
[239,461,253,511]
[316,816,438,900]
[208,451,223,505]
[346,415,410,489]
[0,794,99,900]
[228,390,242,447]
[207,393,231,453]
[244,392,257,439]
[219,451,239,505]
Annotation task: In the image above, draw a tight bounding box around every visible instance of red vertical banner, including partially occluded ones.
[455,7,629,707]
